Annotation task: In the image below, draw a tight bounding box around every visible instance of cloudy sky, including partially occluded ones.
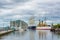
[0,0,60,27]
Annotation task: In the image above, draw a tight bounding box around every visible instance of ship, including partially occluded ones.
[28,16,36,30]
[37,17,51,30]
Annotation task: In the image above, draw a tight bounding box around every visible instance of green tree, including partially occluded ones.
[53,24,60,28]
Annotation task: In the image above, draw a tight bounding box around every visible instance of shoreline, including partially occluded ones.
[0,30,14,36]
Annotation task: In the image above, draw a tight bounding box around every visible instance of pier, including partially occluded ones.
[0,30,14,36]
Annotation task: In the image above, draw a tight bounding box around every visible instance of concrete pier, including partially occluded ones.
[0,30,13,36]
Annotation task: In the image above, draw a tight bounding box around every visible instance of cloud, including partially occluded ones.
[0,0,60,27]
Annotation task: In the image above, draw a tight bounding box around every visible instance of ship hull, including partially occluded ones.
[36,27,51,30]
[28,26,36,30]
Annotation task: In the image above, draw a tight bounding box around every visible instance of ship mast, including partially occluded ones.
[44,17,47,24]
[29,16,35,26]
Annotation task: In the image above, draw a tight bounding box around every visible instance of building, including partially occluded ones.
[10,20,28,30]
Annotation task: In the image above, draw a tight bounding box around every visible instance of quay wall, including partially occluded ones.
[0,30,13,36]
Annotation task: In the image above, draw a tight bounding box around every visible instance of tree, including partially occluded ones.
[53,24,60,28]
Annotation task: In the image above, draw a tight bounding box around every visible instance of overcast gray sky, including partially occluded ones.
[0,0,60,27]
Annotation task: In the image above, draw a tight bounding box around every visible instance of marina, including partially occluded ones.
[0,17,60,40]
[0,0,60,40]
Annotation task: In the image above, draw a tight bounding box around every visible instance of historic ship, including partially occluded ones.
[28,16,36,30]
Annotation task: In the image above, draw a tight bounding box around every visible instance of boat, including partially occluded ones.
[36,18,51,30]
[28,16,36,30]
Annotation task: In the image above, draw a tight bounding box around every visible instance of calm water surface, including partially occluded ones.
[0,30,60,40]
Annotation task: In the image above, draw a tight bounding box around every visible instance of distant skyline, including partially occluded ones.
[0,0,60,27]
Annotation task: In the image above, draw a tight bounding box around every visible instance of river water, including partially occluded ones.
[0,30,60,40]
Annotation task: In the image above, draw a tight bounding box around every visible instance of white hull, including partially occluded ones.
[36,27,51,30]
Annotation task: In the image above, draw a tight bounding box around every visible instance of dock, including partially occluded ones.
[0,30,13,36]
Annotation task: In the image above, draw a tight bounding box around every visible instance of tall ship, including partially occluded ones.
[28,16,36,29]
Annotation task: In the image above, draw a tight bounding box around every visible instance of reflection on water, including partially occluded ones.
[29,30,36,40]
[38,30,47,40]
[0,30,60,40]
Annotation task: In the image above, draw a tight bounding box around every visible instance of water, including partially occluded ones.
[0,30,60,40]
